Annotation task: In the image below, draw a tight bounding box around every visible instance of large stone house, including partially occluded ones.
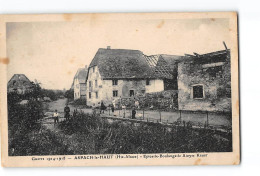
[177,49,231,112]
[72,66,88,100]
[86,47,175,106]
[7,74,33,94]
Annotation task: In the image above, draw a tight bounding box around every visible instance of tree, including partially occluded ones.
[64,89,74,100]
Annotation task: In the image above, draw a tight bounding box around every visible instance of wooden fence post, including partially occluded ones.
[206,111,209,127]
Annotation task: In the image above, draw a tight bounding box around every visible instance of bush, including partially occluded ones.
[41,89,64,101]
[8,93,44,155]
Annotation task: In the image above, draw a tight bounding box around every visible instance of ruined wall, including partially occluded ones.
[177,56,231,112]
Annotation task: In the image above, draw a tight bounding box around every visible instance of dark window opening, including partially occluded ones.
[130,90,135,97]
[89,92,91,99]
[113,90,118,97]
[146,79,150,85]
[193,85,204,99]
[96,92,98,98]
[95,80,98,87]
[89,81,92,88]
[112,79,118,85]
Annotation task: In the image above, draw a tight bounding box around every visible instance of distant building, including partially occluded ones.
[177,49,231,112]
[7,74,33,94]
[73,66,88,100]
[86,47,173,106]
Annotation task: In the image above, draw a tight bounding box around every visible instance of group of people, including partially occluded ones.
[95,100,137,119]
[52,104,71,124]
[53,99,139,124]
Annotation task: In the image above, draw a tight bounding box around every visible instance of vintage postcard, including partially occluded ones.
[0,12,240,167]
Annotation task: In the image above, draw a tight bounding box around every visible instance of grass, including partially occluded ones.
[58,112,232,154]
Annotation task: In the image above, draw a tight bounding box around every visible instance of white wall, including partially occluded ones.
[145,79,164,93]
[86,66,103,106]
[73,78,80,100]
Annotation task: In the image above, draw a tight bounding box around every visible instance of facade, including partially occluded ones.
[7,74,33,94]
[177,49,231,112]
[73,66,88,100]
[86,47,167,106]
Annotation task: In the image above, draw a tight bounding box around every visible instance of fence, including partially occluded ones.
[101,107,232,131]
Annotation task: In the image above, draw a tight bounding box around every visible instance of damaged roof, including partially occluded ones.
[184,49,230,64]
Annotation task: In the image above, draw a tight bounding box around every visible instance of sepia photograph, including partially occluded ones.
[0,12,239,167]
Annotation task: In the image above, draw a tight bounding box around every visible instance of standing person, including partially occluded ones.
[135,99,140,109]
[111,103,115,116]
[112,99,116,109]
[132,107,136,119]
[53,109,59,125]
[92,103,96,117]
[122,104,126,118]
[100,101,106,114]
[64,104,70,120]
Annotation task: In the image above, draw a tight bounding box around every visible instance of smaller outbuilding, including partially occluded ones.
[73,66,88,100]
[7,74,34,94]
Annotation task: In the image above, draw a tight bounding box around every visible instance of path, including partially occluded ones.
[42,98,231,129]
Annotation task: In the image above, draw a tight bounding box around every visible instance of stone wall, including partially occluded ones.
[177,54,231,112]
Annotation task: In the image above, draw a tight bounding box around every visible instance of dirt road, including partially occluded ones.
[43,98,231,128]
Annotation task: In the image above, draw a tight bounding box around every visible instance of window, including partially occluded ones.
[112,79,118,85]
[93,66,95,73]
[89,92,91,99]
[96,92,98,98]
[89,81,92,88]
[129,90,135,97]
[146,79,150,85]
[192,85,204,99]
[113,90,118,97]
[95,80,98,87]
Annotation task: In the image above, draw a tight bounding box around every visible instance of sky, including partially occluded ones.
[6,18,230,90]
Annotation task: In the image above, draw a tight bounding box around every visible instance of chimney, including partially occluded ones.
[107,46,111,49]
